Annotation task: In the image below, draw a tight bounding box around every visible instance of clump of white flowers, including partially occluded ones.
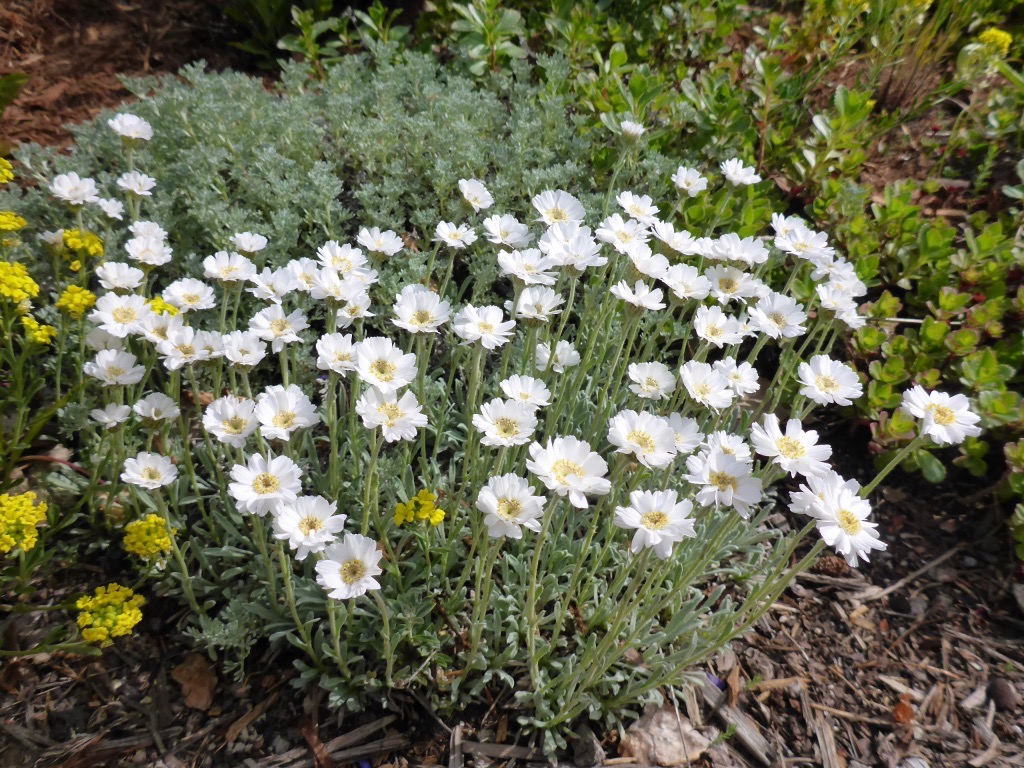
[62,115,983,745]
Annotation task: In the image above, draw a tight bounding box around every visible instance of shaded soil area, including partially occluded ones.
[1,2,1023,768]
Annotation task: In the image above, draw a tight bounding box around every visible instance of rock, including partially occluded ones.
[987,678,1020,711]
[572,727,605,768]
[619,706,710,766]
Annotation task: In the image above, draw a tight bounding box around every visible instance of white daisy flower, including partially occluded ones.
[596,214,650,255]
[255,384,320,441]
[627,362,677,400]
[133,393,180,422]
[315,533,383,599]
[228,453,302,516]
[116,171,156,197]
[617,191,659,225]
[684,451,763,518]
[771,213,806,238]
[273,496,347,561]
[750,415,833,477]
[88,294,153,338]
[476,474,546,539]
[532,190,586,226]
[163,278,216,313]
[356,336,417,394]
[90,403,131,429]
[85,327,125,352]
[720,158,761,185]
[222,330,268,368]
[789,470,861,518]
[316,241,367,274]
[355,388,427,442]
[901,386,982,446]
[122,452,178,489]
[125,236,172,267]
[203,396,258,448]
[607,410,677,469]
[95,198,124,220]
[129,220,167,241]
[705,264,760,305]
[287,258,321,293]
[651,220,699,255]
[526,436,611,509]
[507,286,563,323]
[713,357,760,397]
[392,284,451,334]
[249,305,309,352]
[610,280,666,311]
[452,305,515,349]
[336,291,375,327]
[473,399,538,447]
[230,232,268,255]
[459,178,494,212]
[316,333,359,376]
[138,312,184,346]
[694,304,745,348]
[614,489,696,559]
[660,264,711,302]
[775,225,835,263]
[497,248,558,286]
[95,262,145,292]
[434,222,477,249]
[666,413,703,455]
[812,485,886,567]
[620,120,646,138]
[482,214,531,248]
[798,355,863,406]
[749,292,807,339]
[671,166,708,197]
[108,113,153,141]
[247,267,298,304]
[356,227,404,257]
[703,431,754,464]
[308,268,359,304]
[156,326,207,371]
[202,251,256,283]
[535,340,580,373]
[679,361,734,411]
[500,375,552,408]
[49,172,99,206]
[710,233,770,266]
[539,222,607,272]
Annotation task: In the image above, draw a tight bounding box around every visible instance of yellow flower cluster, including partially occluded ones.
[21,316,57,345]
[395,489,446,526]
[0,211,27,233]
[0,158,12,185]
[0,261,39,303]
[56,285,97,319]
[0,491,47,555]
[76,584,145,647]
[148,296,179,316]
[123,514,174,560]
[62,229,104,259]
[979,28,1012,59]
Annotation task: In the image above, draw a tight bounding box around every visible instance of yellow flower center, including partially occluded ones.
[298,515,323,535]
[550,458,583,485]
[332,352,352,364]
[107,366,125,378]
[495,498,523,520]
[548,207,568,222]
[815,375,838,393]
[269,319,290,334]
[705,324,723,339]
[112,307,137,324]
[253,473,279,494]
[717,278,737,293]
[340,558,366,584]
[768,312,787,327]
[223,416,247,434]
[837,508,862,535]
[272,411,297,429]
[377,402,402,426]
[709,471,737,492]
[141,467,162,482]
[411,309,433,326]
[641,510,669,530]
[693,383,711,399]
[776,437,806,460]
[175,344,195,357]
[644,377,660,390]
[494,417,519,439]
[183,293,201,305]
[370,359,396,381]
[477,322,495,334]
[627,429,656,453]
[932,405,955,426]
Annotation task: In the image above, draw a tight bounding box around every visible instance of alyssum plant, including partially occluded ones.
[23,115,982,751]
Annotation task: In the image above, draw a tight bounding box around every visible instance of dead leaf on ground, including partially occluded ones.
[170,653,217,711]
[619,705,711,766]
[893,694,915,724]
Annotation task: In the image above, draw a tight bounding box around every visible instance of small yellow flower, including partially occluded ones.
[0,211,27,232]
[123,514,174,560]
[394,489,446,527]
[76,584,145,647]
[0,261,39,303]
[0,491,47,555]
[148,296,179,316]
[0,158,12,185]
[69,259,82,272]
[979,28,1012,59]
[56,285,98,319]
[20,316,58,345]
[62,228,104,259]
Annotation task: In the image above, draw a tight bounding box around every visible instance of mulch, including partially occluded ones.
[1,2,1023,767]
